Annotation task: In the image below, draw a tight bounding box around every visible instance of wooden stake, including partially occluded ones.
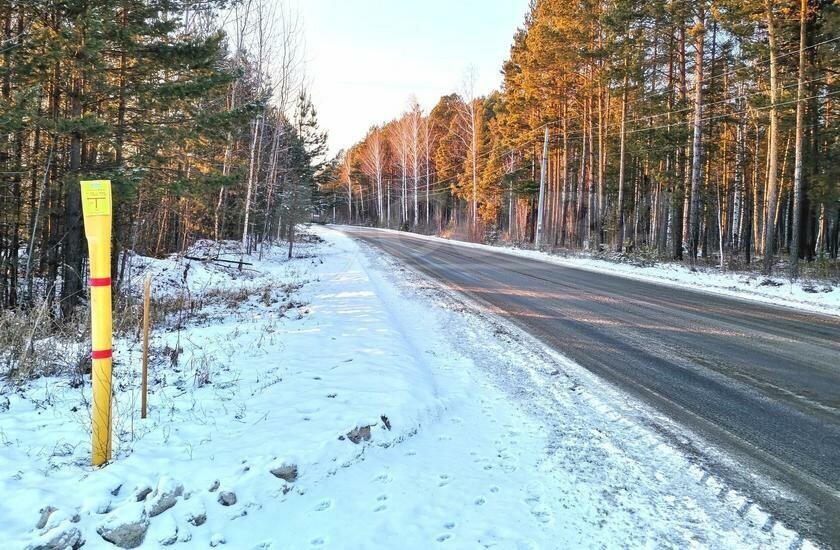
[141,275,151,419]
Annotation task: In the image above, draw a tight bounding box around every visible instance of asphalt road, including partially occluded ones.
[341,226,840,547]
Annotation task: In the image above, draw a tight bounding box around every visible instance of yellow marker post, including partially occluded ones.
[81,179,113,466]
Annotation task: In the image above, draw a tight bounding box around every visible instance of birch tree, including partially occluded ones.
[361,127,386,224]
[456,67,480,230]
[408,97,423,229]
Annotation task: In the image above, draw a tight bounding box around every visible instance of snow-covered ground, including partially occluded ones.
[371,228,839,317]
[0,227,815,549]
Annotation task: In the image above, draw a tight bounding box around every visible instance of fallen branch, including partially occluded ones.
[182,255,254,267]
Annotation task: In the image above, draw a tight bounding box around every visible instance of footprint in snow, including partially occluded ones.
[530,509,551,524]
[525,495,551,524]
[436,534,452,543]
[374,473,393,484]
[311,537,325,546]
[314,500,332,512]
[443,522,455,529]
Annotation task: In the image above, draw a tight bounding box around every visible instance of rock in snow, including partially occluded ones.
[187,511,207,527]
[134,486,152,502]
[147,512,179,546]
[182,497,208,527]
[159,529,179,546]
[346,425,371,444]
[96,504,150,549]
[145,477,184,517]
[97,519,149,548]
[269,464,298,482]
[27,521,83,550]
[35,506,57,530]
[217,491,237,506]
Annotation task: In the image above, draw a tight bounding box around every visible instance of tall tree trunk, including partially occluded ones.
[763,2,780,275]
[586,94,595,250]
[688,6,705,265]
[471,104,478,230]
[60,68,85,318]
[669,23,685,260]
[241,116,262,250]
[733,104,746,252]
[789,0,807,277]
[535,128,549,246]
[616,68,628,253]
[597,83,605,246]
[560,102,569,246]
[425,123,430,229]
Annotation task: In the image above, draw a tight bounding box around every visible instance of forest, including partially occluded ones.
[331,0,839,278]
[1,0,838,324]
[0,0,327,318]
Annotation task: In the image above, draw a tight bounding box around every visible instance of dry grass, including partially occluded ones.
[3,236,313,386]
[0,302,89,382]
[0,284,261,384]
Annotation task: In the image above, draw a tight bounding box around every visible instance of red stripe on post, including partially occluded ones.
[89,277,112,287]
[91,349,112,360]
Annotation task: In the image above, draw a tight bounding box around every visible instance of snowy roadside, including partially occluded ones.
[1,232,449,549]
[0,227,814,549]
[362,227,839,318]
[342,227,815,549]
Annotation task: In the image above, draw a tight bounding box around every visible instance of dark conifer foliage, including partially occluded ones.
[0,0,323,316]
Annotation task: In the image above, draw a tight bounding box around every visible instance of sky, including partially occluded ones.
[297,0,532,156]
